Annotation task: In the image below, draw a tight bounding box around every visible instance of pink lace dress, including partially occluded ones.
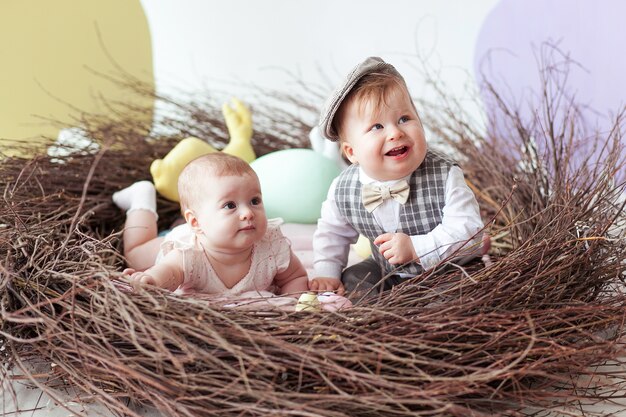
[156,220,297,308]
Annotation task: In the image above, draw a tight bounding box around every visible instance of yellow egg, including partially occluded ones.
[0,0,154,156]
[353,234,372,259]
[295,292,321,312]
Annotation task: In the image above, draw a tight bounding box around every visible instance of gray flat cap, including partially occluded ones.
[318,56,403,141]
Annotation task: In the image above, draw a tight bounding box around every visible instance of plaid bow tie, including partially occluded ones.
[361,180,410,212]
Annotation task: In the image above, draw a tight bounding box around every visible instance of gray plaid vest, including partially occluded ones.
[335,150,454,276]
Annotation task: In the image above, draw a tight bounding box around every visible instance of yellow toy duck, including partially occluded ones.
[150,98,256,201]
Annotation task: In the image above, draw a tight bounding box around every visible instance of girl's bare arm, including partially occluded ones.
[273,250,309,296]
[127,250,184,291]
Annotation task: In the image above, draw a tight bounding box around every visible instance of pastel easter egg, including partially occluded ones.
[318,292,352,312]
[295,292,321,312]
[251,149,341,224]
[353,234,372,259]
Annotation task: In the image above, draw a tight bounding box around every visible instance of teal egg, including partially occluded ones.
[250,149,341,223]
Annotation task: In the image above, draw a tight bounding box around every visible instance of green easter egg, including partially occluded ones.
[251,149,341,223]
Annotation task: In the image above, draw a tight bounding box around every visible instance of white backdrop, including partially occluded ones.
[139,0,498,116]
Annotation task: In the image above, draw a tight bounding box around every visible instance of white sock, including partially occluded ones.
[112,181,158,217]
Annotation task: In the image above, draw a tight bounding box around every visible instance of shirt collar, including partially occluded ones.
[358,166,412,186]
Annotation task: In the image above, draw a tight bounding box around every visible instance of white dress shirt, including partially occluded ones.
[312,165,484,280]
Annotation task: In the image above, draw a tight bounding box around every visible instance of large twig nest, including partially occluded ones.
[1,61,625,416]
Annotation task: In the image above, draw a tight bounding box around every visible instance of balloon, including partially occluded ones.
[0,0,154,156]
[474,0,625,178]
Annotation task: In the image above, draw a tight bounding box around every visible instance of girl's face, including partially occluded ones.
[340,85,427,181]
[185,173,268,254]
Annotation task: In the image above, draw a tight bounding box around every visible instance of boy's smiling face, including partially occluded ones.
[339,84,427,181]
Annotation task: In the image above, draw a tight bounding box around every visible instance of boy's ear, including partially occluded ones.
[183,209,200,230]
[341,142,357,164]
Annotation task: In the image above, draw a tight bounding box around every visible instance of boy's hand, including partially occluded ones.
[373,232,418,265]
[310,277,345,296]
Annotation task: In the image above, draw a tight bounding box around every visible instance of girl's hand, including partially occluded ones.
[310,277,345,296]
[132,272,157,286]
[123,268,156,288]
[373,232,418,265]
[122,267,136,276]
[122,252,183,291]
